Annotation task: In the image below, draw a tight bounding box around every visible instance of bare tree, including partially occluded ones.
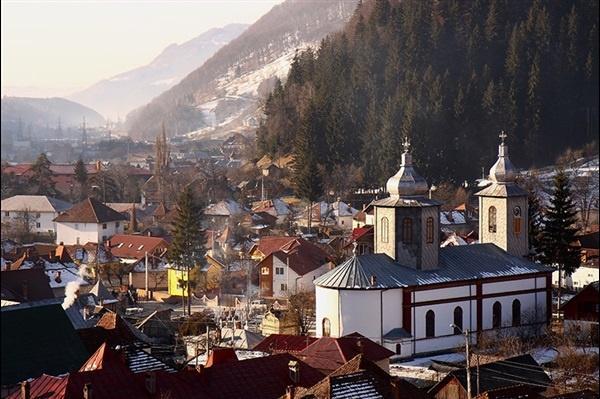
[287,291,316,336]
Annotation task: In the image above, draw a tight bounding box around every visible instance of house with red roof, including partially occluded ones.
[54,198,127,245]
[257,238,334,298]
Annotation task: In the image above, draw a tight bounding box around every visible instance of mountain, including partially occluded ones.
[257,0,599,185]
[1,96,105,138]
[125,0,358,140]
[69,23,249,120]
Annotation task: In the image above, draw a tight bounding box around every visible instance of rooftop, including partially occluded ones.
[1,195,72,213]
[54,197,127,224]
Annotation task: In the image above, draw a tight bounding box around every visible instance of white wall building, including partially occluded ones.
[1,195,72,236]
[54,198,126,245]
[314,137,553,358]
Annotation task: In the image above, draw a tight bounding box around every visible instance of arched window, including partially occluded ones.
[425,310,435,338]
[453,307,463,335]
[512,299,521,327]
[381,217,389,243]
[492,301,502,328]
[426,217,434,244]
[513,206,522,235]
[322,318,331,337]
[488,206,497,233]
[402,218,412,244]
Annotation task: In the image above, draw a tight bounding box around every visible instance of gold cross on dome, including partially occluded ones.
[402,136,411,152]
[499,130,508,144]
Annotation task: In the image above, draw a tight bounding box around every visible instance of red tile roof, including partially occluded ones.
[298,333,394,373]
[54,198,127,223]
[253,334,317,354]
[351,226,374,241]
[204,347,238,367]
[249,236,296,259]
[79,343,129,373]
[7,374,67,399]
[265,238,332,276]
[108,234,168,260]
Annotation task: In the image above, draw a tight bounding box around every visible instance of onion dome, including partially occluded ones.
[489,131,517,184]
[386,138,429,198]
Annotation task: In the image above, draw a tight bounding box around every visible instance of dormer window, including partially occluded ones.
[402,218,412,244]
[138,245,144,250]
[488,206,497,233]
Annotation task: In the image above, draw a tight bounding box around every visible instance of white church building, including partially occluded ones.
[314,136,553,358]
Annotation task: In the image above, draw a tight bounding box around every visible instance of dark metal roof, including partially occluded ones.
[474,183,528,197]
[382,328,412,340]
[371,196,441,208]
[314,244,553,289]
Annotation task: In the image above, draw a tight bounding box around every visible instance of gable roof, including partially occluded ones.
[1,303,89,386]
[254,334,317,354]
[108,234,168,260]
[298,333,394,373]
[1,195,72,213]
[54,198,127,223]
[268,239,332,276]
[429,354,551,395]
[315,243,553,289]
[1,268,55,302]
[249,236,297,258]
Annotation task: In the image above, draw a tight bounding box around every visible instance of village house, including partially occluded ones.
[297,200,359,231]
[260,309,300,336]
[560,281,599,344]
[205,199,246,230]
[252,198,291,225]
[1,195,72,237]
[314,137,553,358]
[257,237,333,298]
[553,231,599,290]
[54,198,127,245]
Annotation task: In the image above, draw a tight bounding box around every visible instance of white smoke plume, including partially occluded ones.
[62,264,92,309]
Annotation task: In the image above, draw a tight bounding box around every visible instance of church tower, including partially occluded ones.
[475,132,529,257]
[372,139,441,270]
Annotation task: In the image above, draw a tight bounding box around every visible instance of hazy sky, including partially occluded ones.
[1,0,283,97]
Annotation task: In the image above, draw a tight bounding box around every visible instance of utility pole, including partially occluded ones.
[451,324,472,399]
[145,251,149,300]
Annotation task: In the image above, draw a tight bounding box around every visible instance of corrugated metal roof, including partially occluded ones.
[314,244,553,289]
[330,371,385,399]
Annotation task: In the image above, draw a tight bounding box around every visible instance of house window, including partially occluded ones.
[35,213,41,218]
[426,217,434,244]
[493,301,502,328]
[276,267,284,275]
[453,306,463,334]
[102,236,107,242]
[512,299,521,327]
[4,211,9,217]
[513,206,522,235]
[425,310,435,338]
[102,223,107,229]
[381,217,389,243]
[488,207,497,233]
[76,237,80,245]
[261,267,269,275]
[280,283,287,291]
[116,222,120,228]
[36,222,41,228]
[402,218,412,244]
[322,318,331,337]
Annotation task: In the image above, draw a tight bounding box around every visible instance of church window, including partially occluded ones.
[322,318,331,337]
[512,299,521,327]
[426,217,434,243]
[488,207,497,233]
[493,301,502,328]
[453,307,463,334]
[425,310,435,338]
[402,218,413,244]
[513,206,522,235]
[381,217,389,243]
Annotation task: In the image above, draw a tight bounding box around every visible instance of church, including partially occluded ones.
[314,135,554,358]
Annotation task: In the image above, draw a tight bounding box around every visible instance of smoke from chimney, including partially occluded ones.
[62,265,91,309]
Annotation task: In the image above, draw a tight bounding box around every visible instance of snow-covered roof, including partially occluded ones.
[206,199,245,216]
[1,195,72,213]
[20,261,89,290]
[440,211,467,225]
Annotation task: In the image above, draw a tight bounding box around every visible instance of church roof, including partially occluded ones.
[314,244,553,289]
[474,182,528,197]
[371,196,441,208]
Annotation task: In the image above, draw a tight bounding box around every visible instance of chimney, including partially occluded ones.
[288,360,300,384]
[20,381,30,399]
[83,383,92,399]
[144,372,156,395]
[95,161,102,171]
[21,281,28,300]
[370,275,377,287]
[54,271,62,284]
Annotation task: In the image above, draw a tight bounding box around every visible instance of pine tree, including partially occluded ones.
[89,170,120,203]
[292,101,323,233]
[168,185,206,315]
[29,153,56,197]
[540,169,581,311]
[74,158,88,201]
[527,188,544,259]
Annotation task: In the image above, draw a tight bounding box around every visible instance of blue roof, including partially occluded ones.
[314,244,553,289]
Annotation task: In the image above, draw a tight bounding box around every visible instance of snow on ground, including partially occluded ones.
[531,347,559,364]
[389,352,465,388]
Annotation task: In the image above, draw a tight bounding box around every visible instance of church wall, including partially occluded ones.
[506,196,529,257]
[420,206,439,270]
[393,207,420,269]
[481,292,543,329]
[374,207,395,260]
[340,290,382,342]
[413,299,474,353]
[414,285,473,302]
[478,196,508,251]
[383,289,403,334]
[315,286,340,337]
[482,278,536,295]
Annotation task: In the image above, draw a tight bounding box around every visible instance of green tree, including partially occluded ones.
[540,169,581,312]
[29,153,56,197]
[168,185,206,316]
[74,158,88,201]
[89,169,120,203]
